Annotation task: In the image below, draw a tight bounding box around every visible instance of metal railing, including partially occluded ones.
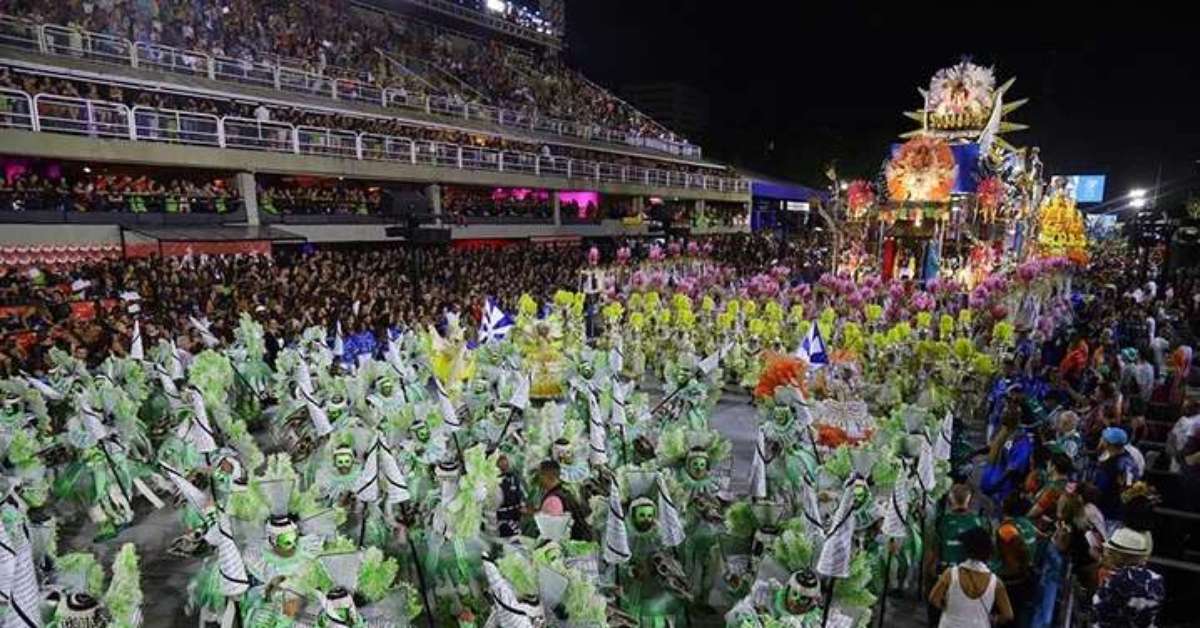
[210,54,277,89]
[41,24,132,66]
[0,14,704,158]
[0,14,39,50]
[132,106,220,146]
[1,87,749,194]
[296,126,359,159]
[134,42,209,76]
[34,94,130,139]
[0,88,36,131]
[220,116,295,153]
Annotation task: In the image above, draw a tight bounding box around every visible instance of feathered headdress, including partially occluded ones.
[753,352,808,400]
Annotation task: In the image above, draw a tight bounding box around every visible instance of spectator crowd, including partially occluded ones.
[0,65,727,185]
[1,0,688,147]
[921,242,1199,627]
[0,166,236,213]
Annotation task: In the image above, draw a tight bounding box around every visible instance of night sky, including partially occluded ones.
[567,2,1200,209]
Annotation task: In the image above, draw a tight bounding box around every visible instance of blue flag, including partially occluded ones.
[797,321,828,366]
[477,298,514,345]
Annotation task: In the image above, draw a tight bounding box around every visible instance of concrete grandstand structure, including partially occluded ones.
[0,2,751,248]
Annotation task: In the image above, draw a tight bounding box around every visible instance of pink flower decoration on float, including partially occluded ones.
[649,245,664,261]
[968,287,989,309]
[630,270,646,290]
[1016,262,1038,283]
[990,303,1009,320]
[587,246,600,266]
[687,241,701,256]
[910,291,935,311]
[771,265,791,280]
[983,275,1007,293]
[667,241,682,257]
[649,270,666,289]
[703,241,714,255]
[616,246,631,264]
[678,277,697,297]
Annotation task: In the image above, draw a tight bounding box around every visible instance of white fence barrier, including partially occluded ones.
[5,16,707,158]
[1,87,747,193]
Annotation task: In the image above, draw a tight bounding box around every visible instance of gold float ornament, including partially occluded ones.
[1036,188,1088,263]
[885,137,957,203]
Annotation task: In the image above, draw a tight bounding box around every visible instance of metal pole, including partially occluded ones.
[876,546,894,628]
[406,534,437,628]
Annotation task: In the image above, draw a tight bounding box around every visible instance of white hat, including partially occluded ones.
[1104,527,1152,557]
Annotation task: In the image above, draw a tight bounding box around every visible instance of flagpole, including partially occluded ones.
[405,533,436,628]
[491,406,521,451]
[877,542,895,628]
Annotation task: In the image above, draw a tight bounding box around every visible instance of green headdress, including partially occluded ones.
[102,543,143,628]
[56,552,106,597]
[188,350,235,408]
[444,445,501,539]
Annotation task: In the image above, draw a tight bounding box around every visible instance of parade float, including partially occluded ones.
[833,59,1050,286]
[1033,176,1090,263]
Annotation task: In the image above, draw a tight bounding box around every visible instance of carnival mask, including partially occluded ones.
[579,363,595,379]
[520,597,546,627]
[379,379,396,398]
[631,500,657,533]
[772,406,792,428]
[536,541,564,565]
[852,481,871,509]
[686,452,710,480]
[412,422,430,443]
[328,394,347,420]
[20,483,47,509]
[333,449,356,475]
[784,570,820,615]
[273,529,298,556]
[553,440,573,464]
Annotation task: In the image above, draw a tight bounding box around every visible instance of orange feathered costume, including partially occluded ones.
[753,352,809,401]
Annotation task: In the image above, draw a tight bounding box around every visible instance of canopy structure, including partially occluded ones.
[121,225,307,257]
[748,176,826,203]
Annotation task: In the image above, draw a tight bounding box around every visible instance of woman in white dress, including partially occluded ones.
[930,527,1014,627]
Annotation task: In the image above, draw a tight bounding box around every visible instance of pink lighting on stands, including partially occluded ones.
[490,188,600,218]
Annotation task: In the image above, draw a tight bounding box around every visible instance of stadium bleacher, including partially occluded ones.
[0,0,698,157]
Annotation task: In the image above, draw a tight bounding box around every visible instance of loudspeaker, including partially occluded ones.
[1168,226,1200,275]
[408,227,452,244]
[666,226,691,239]
[381,187,431,217]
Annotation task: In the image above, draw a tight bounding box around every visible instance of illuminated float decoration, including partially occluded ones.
[1035,177,1089,263]
[860,59,1044,281]
[884,137,957,204]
